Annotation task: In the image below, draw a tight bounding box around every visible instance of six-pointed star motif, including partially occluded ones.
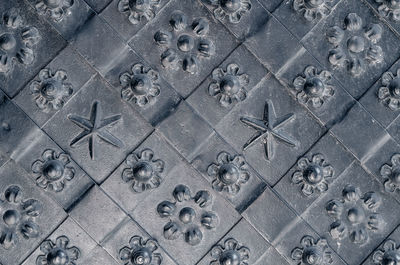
[240,100,298,160]
[68,101,124,160]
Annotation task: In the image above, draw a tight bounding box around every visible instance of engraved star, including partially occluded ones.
[68,101,124,160]
[240,100,298,160]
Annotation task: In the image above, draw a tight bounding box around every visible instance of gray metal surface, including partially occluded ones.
[1,0,400,264]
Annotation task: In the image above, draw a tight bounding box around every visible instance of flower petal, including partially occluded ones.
[39,239,54,254]
[380,164,392,177]
[291,171,304,184]
[119,246,131,261]
[208,82,221,96]
[210,245,223,259]
[297,157,309,170]
[316,181,328,193]
[383,239,397,251]
[170,11,187,31]
[291,247,303,261]
[391,154,400,166]
[384,179,397,193]
[31,160,44,173]
[293,76,306,91]
[173,184,191,202]
[56,235,69,249]
[217,151,230,164]
[157,200,176,217]
[207,164,219,177]
[42,149,55,161]
[163,222,181,240]
[129,235,142,248]
[226,64,239,75]
[66,246,80,261]
[344,13,363,31]
[300,235,314,248]
[302,183,314,196]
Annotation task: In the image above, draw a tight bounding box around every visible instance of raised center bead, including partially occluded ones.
[347,207,365,224]
[218,164,240,185]
[220,0,242,12]
[3,209,21,226]
[179,207,196,224]
[131,248,152,265]
[129,0,151,11]
[219,250,241,265]
[304,77,325,96]
[132,162,153,181]
[40,82,57,100]
[177,35,194,52]
[304,165,323,184]
[302,246,322,265]
[220,76,240,96]
[43,160,64,181]
[43,0,62,8]
[130,75,151,95]
[347,36,365,53]
[46,248,69,265]
[0,33,17,52]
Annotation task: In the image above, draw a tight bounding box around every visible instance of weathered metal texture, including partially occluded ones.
[1,0,400,264]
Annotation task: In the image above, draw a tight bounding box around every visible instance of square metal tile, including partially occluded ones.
[70,185,127,243]
[21,217,97,265]
[131,161,241,265]
[301,0,400,99]
[0,160,67,265]
[43,74,152,183]
[0,0,66,98]
[216,75,324,185]
[302,161,400,264]
[14,45,96,128]
[129,0,239,98]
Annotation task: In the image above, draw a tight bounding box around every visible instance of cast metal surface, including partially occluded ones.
[1,0,400,264]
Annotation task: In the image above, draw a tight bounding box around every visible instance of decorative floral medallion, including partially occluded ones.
[378,69,400,110]
[0,8,40,74]
[68,101,124,160]
[209,238,249,265]
[291,235,332,265]
[119,235,162,265]
[119,63,161,107]
[157,184,219,245]
[372,239,400,265]
[118,0,161,25]
[154,11,215,74]
[31,149,75,192]
[325,185,383,244]
[380,154,400,193]
[36,235,80,265]
[208,63,249,107]
[204,0,251,24]
[375,0,400,21]
[122,149,164,193]
[207,151,250,195]
[291,154,334,197]
[293,66,335,108]
[293,0,332,21]
[326,13,383,76]
[30,68,73,113]
[0,185,41,249]
[34,0,74,22]
[240,100,297,160]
